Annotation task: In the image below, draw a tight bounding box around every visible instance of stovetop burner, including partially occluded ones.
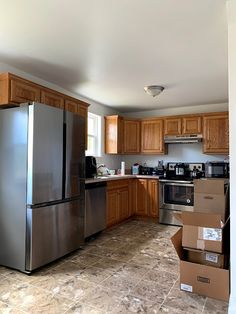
[165,162,205,181]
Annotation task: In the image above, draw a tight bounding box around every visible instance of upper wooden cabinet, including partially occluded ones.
[0,72,89,150]
[104,115,123,154]
[182,116,202,134]
[10,78,41,104]
[0,73,41,104]
[141,119,166,154]
[164,117,182,135]
[164,115,202,135]
[203,112,229,154]
[123,119,140,154]
[65,98,88,149]
[41,89,64,109]
[0,72,89,111]
[64,99,78,113]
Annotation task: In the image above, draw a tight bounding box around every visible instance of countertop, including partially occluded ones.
[85,174,161,184]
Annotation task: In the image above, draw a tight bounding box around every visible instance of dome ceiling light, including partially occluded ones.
[144,85,164,97]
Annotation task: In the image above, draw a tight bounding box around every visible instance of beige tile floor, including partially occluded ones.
[0,220,228,313]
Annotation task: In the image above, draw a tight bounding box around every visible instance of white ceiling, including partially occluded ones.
[0,0,228,112]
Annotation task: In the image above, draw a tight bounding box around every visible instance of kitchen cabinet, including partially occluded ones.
[123,119,140,153]
[0,72,89,149]
[106,180,130,227]
[136,179,148,216]
[41,89,64,109]
[0,73,41,105]
[141,119,166,154]
[65,99,88,149]
[182,116,202,134]
[164,115,202,135]
[147,180,159,218]
[106,189,119,227]
[164,117,182,135]
[203,112,229,154]
[135,179,159,218]
[65,99,78,113]
[104,115,123,154]
[129,179,137,217]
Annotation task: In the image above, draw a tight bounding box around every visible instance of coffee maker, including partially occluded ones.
[85,156,97,178]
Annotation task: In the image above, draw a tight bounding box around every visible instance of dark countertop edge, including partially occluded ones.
[85,175,161,184]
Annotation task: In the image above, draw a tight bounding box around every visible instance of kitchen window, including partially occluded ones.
[86,112,101,157]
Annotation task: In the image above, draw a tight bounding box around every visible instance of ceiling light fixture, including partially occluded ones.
[144,85,164,97]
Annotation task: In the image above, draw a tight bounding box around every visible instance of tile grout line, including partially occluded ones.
[202,297,208,313]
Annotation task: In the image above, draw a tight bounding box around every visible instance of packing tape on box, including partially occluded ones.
[197,239,205,250]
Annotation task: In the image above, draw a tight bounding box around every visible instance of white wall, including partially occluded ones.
[227,1,236,313]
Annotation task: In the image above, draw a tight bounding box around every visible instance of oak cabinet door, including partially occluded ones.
[164,117,181,135]
[182,116,202,134]
[104,115,123,154]
[118,187,129,221]
[41,90,64,109]
[65,99,78,113]
[148,180,159,218]
[203,113,229,154]
[141,119,165,154]
[136,179,148,216]
[106,190,119,227]
[123,120,140,153]
[10,79,40,103]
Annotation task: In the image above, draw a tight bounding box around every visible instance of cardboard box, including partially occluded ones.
[194,179,229,222]
[184,248,228,268]
[182,212,229,253]
[172,228,229,302]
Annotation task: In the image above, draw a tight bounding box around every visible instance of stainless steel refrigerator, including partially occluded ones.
[0,102,85,272]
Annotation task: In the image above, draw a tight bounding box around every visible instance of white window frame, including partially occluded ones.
[86,112,102,157]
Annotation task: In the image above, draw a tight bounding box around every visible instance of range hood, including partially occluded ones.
[164,134,203,144]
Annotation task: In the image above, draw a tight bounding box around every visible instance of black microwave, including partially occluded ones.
[205,162,229,178]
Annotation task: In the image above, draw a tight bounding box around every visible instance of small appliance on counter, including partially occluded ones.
[139,165,154,175]
[165,162,205,180]
[205,161,229,178]
[97,164,110,176]
[156,160,165,176]
[85,156,97,178]
[131,163,140,175]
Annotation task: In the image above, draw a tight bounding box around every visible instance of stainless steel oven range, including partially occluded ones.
[159,162,205,226]
[159,179,194,226]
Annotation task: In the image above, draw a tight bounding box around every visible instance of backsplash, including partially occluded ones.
[99,143,227,171]
[122,143,227,168]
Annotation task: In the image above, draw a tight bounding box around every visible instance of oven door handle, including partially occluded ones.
[163,182,194,187]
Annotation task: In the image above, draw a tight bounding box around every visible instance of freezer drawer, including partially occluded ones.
[26,199,84,271]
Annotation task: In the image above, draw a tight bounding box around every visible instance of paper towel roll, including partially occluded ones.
[121,161,125,175]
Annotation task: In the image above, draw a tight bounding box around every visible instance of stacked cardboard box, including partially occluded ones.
[171,178,230,302]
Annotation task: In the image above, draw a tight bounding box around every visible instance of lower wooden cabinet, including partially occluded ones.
[136,179,148,216]
[106,178,159,226]
[135,179,159,218]
[147,180,159,218]
[106,189,119,227]
[106,180,130,227]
